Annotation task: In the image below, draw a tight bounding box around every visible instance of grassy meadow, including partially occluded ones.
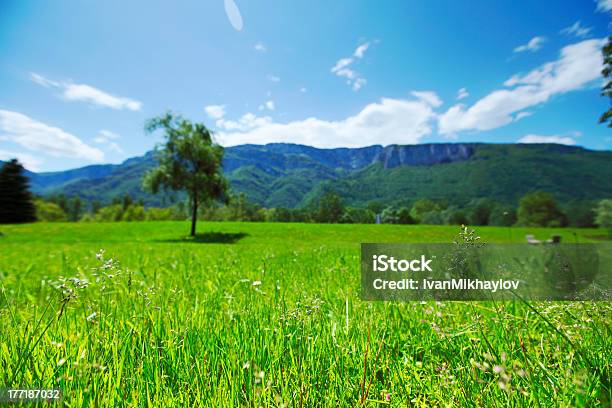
[0,221,610,406]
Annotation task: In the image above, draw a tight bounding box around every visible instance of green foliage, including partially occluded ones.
[34,199,67,222]
[80,202,186,223]
[145,207,185,221]
[121,205,146,222]
[564,201,596,228]
[66,197,82,222]
[314,192,344,223]
[420,210,445,225]
[381,207,414,224]
[381,207,399,224]
[517,191,567,227]
[91,200,102,214]
[143,112,228,235]
[46,194,83,222]
[366,200,385,215]
[269,207,292,222]
[410,199,440,224]
[600,37,612,127]
[268,207,312,223]
[79,213,95,222]
[201,193,267,222]
[594,199,612,236]
[442,209,459,225]
[119,194,133,211]
[397,207,415,224]
[384,203,472,226]
[340,207,375,224]
[467,198,495,226]
[0,159,36,223]
[30,191,599,229]
[93,204,124,222]
[446,208,469,226]
[489,205,517,227]
[226,193,265,221]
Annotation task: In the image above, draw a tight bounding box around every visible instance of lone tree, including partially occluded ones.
[0,159,37,223]
[600,36,612,127]
[143,112,228,236]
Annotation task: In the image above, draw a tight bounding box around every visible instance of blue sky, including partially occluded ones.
[0,0,610,171]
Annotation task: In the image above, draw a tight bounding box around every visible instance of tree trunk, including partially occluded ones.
[190,192,198,237]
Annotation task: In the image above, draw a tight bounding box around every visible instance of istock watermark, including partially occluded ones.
[361,243,611,301]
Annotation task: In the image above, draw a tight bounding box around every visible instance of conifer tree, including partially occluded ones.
[0,159,37,223]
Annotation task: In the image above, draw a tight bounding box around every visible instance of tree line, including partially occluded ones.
[18,185,612,233]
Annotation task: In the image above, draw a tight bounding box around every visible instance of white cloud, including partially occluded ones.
[93,130,123,154]
[253,42,267,52]
[214,95,436,148]
[331,58,354,73]
[204,104,226,119]
[258,100,275,111]
[411,91,443,108]
[353,42,370,58]
[0,150,43,172]
[561,21,592,38]
[518,134,576,145]
[456,87,469,100]
[331,42,371,91]
[596,0,612,12]
[0,109,104,161]
[30,72,59,88]
[335,68,356,80]
[30,73,141,111]
[266,74,280,83]
[439,39,606,135]
[299,87,307,93]
[514,111,533,121]
[62,84,141,110]
[352,78,367,91]
[216,113,273,132]
[98,129,120,140]
[514,36,546,53]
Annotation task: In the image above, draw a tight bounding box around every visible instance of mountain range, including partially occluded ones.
[9,143,612,208]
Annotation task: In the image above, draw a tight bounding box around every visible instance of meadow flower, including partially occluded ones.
[68,277,89,289]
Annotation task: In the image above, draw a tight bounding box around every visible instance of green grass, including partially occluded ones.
[0,221,610,406]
